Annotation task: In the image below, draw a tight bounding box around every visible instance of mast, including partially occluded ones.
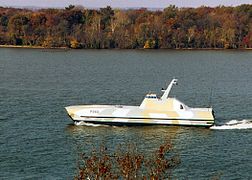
[161,79,178,100]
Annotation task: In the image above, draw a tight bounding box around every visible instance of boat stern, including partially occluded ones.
[192,107,215,126]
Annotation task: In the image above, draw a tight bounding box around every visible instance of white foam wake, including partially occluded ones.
[210,119,252,130]
[74,121,104,127]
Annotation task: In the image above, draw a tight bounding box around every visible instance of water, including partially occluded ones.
[0,48,252,179]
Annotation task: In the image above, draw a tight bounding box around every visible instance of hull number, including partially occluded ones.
[90,110,99,114]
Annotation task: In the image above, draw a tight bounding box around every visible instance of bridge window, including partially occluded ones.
[146,95,157,99]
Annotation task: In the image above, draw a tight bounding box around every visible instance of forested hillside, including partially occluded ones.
[0,5,251,49]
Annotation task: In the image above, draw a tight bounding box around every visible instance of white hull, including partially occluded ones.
[66,104,214,127]
[72,118,214,127]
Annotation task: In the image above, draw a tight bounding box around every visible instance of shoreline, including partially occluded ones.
[0,44,251,50]
[0,45,69,50]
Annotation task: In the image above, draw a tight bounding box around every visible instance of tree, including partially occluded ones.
[75,141,180,179]
[0,5,252,49]
[100,6,114,31]
[8,13,31,45]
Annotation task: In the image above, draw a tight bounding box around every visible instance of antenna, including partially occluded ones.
[208,87,213,107]
[161,79,178,100]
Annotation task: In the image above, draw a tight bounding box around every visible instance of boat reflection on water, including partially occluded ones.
[65,124,212,155]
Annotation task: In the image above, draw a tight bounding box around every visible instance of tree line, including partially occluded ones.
[0,4,251,49]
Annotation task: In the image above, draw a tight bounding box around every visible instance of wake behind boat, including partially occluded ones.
[65,79,215,127]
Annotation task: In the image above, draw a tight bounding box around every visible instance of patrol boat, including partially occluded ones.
[65,79,215,127]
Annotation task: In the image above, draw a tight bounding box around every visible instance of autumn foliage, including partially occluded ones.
[0,4,251,49]
[75,141,180,179]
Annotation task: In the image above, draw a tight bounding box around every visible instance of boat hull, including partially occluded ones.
[69,116,214,127]
[65,100,215,127]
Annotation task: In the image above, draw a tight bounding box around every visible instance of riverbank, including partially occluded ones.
[0,44,252,50]
[0,45,69,49]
